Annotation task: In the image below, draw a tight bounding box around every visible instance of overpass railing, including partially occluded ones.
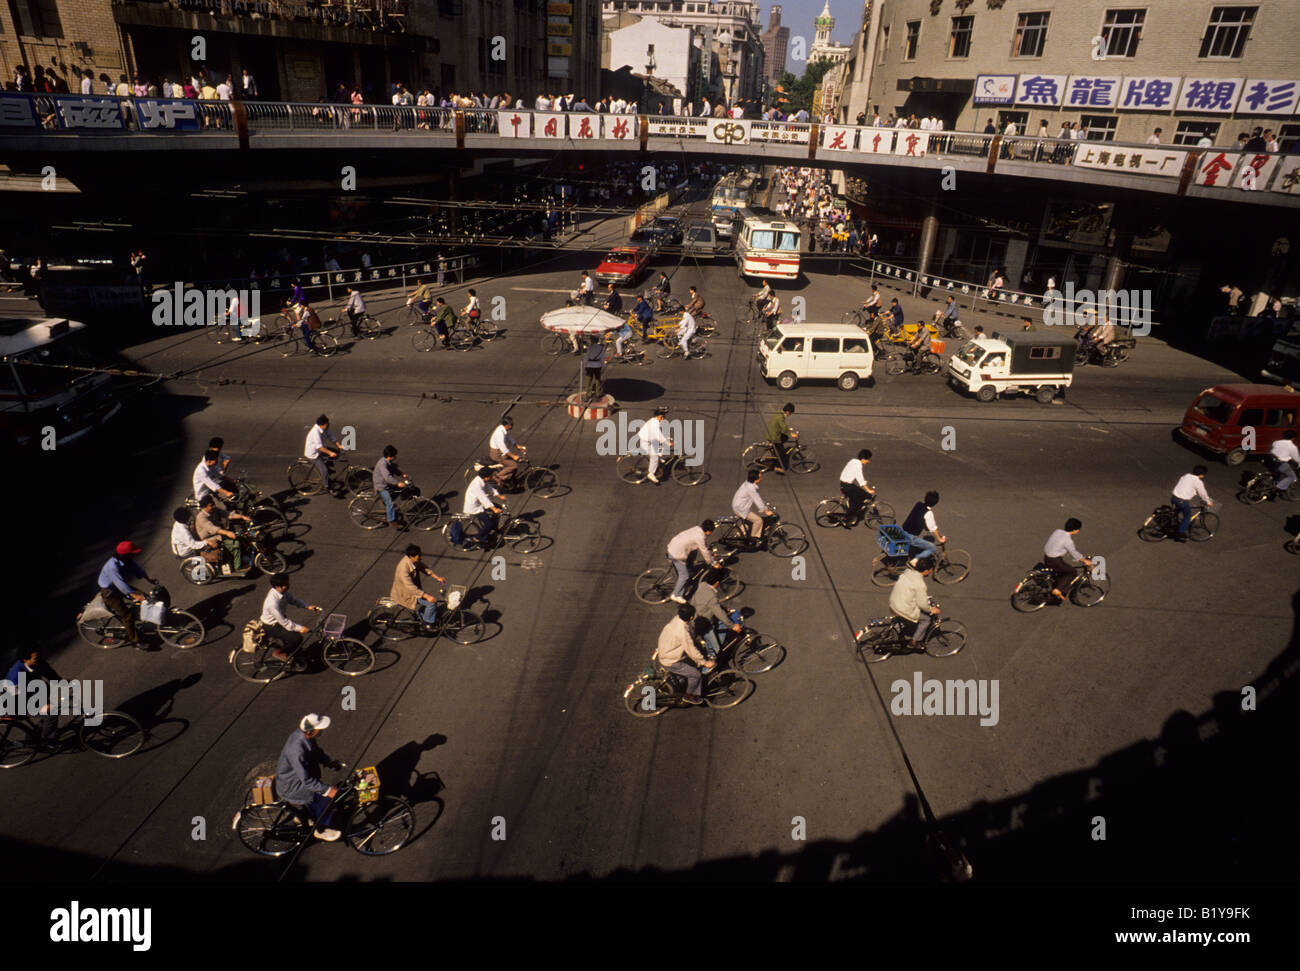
[3,94,1296,197]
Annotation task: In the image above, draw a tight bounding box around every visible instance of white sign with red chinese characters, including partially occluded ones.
[1194,151,1240,187]
[821,126,855,151]
[1237,153,1281,190]
[602,115,636,141]
[533,111,565,138]
[856,127,896,155]
[499,111,532,138]
[893,130,928,158]
[1071,145,1186,177]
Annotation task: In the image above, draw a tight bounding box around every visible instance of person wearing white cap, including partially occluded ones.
[276,713,343,841]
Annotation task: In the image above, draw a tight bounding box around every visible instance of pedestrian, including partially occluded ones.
[583,334,605,399]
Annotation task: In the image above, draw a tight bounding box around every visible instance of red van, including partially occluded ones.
[1178,384,1300,465]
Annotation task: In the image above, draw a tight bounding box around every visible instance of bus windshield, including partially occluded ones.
[749,230,800,251]
[11,335,100,398]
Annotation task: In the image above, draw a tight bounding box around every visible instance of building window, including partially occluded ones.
[1100,8,1144,58]
[1013,12,1049,57]
[1199,6,1255,58]
[1173,120,1219,145]
[904,21,920,60]
[8,0,63,38]
[949,16,973,58]
[877,25,889,64]
[1080,115,1118,141]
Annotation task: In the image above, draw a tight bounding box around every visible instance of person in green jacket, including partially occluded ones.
[766,402,796,473]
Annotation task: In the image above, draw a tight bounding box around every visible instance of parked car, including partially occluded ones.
[632,215,683,246]
[1176,383,1300,465]
[946,332,1076,403]
[593,246,650,287]
[758,322,875,391]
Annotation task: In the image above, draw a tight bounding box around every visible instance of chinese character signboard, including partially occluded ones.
[1238,79,1300,115]
[1072,145,1187,177]
[821,126,854,151]
[1063,76,1121,109]
[1015,74,1067,107]
[649,118,700,138]
[857,127,895,155]
[705,119,750,145]
[0,94,39,129]
[500,111,531,138]
[758,124,809,144]
[136,98,199,131]
[894,131,927,157]
[533,111,565,138]
[57,96,124,130]
[1117,76,1181,111]
[603,116,635,141]
[1177,78,1243,114]
[973,75,1017,105]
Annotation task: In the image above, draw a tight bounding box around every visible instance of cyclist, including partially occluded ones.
[276,713,344,842]
[666,519,721,603]
[576,271,595,305]
[602,282,623,317]
[284,300,322,355]
[731,467,774,543]
[861,283,882,320]
[261,573,322,661]
[288,279,306,308]
[902,320,930,369]
[900,491,944,560]
[690,568,742,661]
[1169,466,1214,541]
[874,557,939,649]
[304,414,344,498]
[193,448,238,508]
[676,307,698,358]
[3,649,59,747]
[373,445,412,530]
[1269,430,1300,495]
[343,286,367,338]
[838,449,876,526]
[195,493,251,571]
[463,466,506,548]
[390,544,447,628]
[760,291,782,328]
[461,288,481,325]
[753,280,773,316]
[654,603,714,705]
[171,507,220,565]
[97,541,156,650]
[683,285,705,321]
[405,278,434,320]
[637,406,672,484]
[208,436,233,476]
[766,402,797,474]
[933,296,961,336]
[651,271,671,313]
[489,416,527,487]
[1043,518,1094,605]
[888,298,904,331]
[632,292,654,341]
[430,296,455,348]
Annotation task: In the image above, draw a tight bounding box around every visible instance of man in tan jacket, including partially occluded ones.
[390,544,446,628]
[654,603,714,704]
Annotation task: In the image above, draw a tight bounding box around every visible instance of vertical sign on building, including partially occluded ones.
[547,2,574,80]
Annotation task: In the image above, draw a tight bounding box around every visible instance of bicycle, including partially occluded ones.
[177,521,288,585]
[276,310,340,357]
[623,658,754,717]
[742,438,819,475]
[655,332,709,360]
[871,538,971,587]
[855,600,968,663]
[76,586,205,650]
[442,506,547,553]
[463,459,561,498]
[814,493,896,529]
[1075,339,1132,368]
[230,612,374,683]
[0,708,145,768]
[345,312,383,340]
[1011,554,1110,611]
[413,318,475,352]
[1237,467,1300,504]
[287,453,371,497]
[716,625,787,675]
[366,586,486,644]
[634,548,741,605]
[884,347,943,376]
[616,451,706,487]
[1138,500,1219,542]
[460,311,501,342]
[347,485,444,530]
[233,767,415,857]
[714,509,808,557]
[188,470,288,534]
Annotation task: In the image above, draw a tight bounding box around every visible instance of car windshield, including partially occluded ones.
[687,228,709,241]
[1193,393,1236,424]
[762,333,782,351]
[956,343,983,366]
[603,251,630,263]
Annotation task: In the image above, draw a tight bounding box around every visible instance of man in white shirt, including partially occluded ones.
[1145,128,1162,145]
[838,449,875,526]
[655,604,713,703]
[343,286,366,338]
[489,416,526,486]
[701,98,711,118]
[1170,465,1214,541]
[637,407,673,483]
[1043,518,1094,603]
[677,310,697,358]
[304,415,343,496]
[81,71,93,94]
[577,271,595,305]
[1269,431,1300,494]
[731,468,773,542]
[260,574,321,658]
[463,467,505,547]
[1196,135,1213,148]
[217,76,233,101]
[666,520,720,603]
[194,448,236,506]
[535,93,550,110]
[171,508,219,562]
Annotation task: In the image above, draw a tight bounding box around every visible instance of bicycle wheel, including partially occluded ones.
[789,446,819,474]
[448,328,476,351]
[404,497,442,530]
[253,549,288,575]
[1286,539,1300,555]
[236,804,307,857]
[322,637,374,676]
[404,305,426,325]
[687,335,709,358]
[1011,576,1050,612]
[857,628,895,664]
[207,321,233,344]
[347,795,415,855]
[0,720,37,769]
[704,668,753,709]
[344,466,371,494]
[368,603,415,641]
[864,501,895,526]
[920,354,942,374]
[355,314,382,339]
[288,459,324,496]
[231,643,290,683]
[412,327,438,352]
[79,711,144,758]
[1138,515,1167,542]
[77,613,128,649]
[767,523,808,557]
[348,492,388,529]
[624,678,669,718]
[510,526,545,554]
[313,331,339,356]
[474,320,501,342]
[671,458,707,486]
[871,554,902,588]
[1238,480,1270,504]
[542,333,568,355]
[157,609,205,649]
[1188,511,1219,542]
[814,498,846,528]
[634,568,675,605]
[249,506,289,536]
[616,453,649,484]
[525,467,561,498]
[717,574,743,603]
[932,549,971,584]
[654,339,678,359]
[444,609,486,645]
[1070,574,1110,608]
[924,621,967,658]
[734,634,786,674]
[885,355,907,376]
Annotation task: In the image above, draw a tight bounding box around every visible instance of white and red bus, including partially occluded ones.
[734,210,801,281]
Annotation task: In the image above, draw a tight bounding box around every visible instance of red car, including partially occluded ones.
[593,247,649,288]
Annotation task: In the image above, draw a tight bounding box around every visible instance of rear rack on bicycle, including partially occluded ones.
[878,525,910,556]
[323,613,347,639]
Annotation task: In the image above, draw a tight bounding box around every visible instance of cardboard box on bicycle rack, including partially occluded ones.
[252,777,275,805]
[356,767,380,804]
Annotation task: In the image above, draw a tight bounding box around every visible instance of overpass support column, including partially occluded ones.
[917,210,940,292]
[1102,253,1124,293]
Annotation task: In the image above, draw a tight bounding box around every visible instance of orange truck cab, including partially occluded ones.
[1177,384,1300,465]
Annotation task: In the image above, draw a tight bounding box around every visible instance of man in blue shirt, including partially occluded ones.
[888,298,904,331]
[97,541,154,649]
[633,293,654,340]
[900,491,943,562]
[276,714,343,842]
[3,649,58,746]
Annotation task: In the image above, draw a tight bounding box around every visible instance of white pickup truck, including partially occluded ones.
[946,332,1077,403]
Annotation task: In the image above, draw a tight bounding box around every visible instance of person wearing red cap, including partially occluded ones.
[96,542,156,649]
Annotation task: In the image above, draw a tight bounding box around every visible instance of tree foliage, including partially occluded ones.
[772,60,835,113]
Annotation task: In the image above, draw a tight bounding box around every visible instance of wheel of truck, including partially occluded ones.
[837,372,859,391]
[975,385,997,403]
[1034,386,1056,404]
[1225,448,1246,467]
[776,371,798,391]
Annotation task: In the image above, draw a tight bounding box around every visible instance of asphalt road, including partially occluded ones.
[5,202,1298,883]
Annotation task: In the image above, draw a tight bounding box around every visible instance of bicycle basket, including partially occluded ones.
[323,613,347,639]
[878,525,911,556]
[447,585,466,610]
[355,766,380,805]
[930,339,946,356]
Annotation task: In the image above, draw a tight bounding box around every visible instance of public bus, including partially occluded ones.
[0,317,120,448]
[734,210,802,281]
[710,171,758,237]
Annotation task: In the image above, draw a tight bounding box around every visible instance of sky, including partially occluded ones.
[759,0,860,48]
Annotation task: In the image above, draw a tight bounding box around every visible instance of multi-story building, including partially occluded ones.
[600,0,765,104]
[808,0,850,65]
[604,14,697,102]
[0,0,599,104]
[761,4,789,84]
[842,0,1299,144]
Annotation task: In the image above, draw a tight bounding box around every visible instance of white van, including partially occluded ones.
[758,322,875,391]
